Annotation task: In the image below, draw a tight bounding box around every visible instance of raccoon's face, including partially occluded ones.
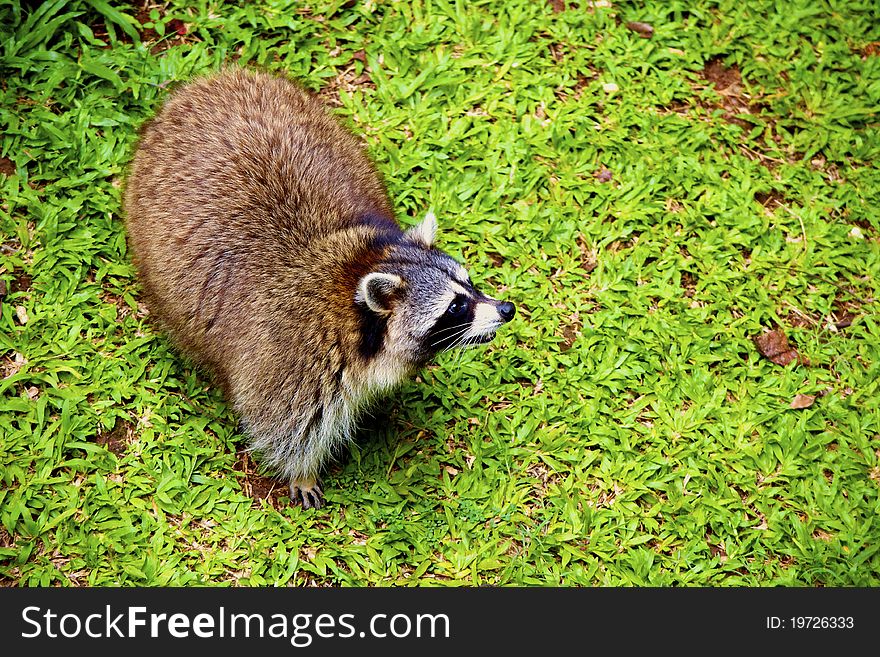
[356,213,515,367]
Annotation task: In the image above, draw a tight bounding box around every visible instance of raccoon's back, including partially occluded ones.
[125,68,392,250]
[123,69,394,383]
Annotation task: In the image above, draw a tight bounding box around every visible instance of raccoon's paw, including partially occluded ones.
[289,478,324,510]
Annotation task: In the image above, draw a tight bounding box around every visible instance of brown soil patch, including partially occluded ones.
[700,58,755,129]
[548,42,566,63]
[607,237,637,253]
[708,540,728,561]
[556,72,594,103]
[754,191,787,211]
[316,50,376,108]
[91,1,191,53]
[233,450,287,510]
[99,288,149,322]
[1,351,26,380]
[9,269,32,294]
[0,526,12,548]
[680,271,697,298]
[702,58,741,92]
[783,308,816,329]
[830,286,868,330]
[0,157,15,176]
[676,58,803,169]
[559,312,582,351]
[809,155,844,184]
[95,417,134,455]
[485,252,505,268]
[527,461,558,493]
[577,235,598,273]
[0,525,15,586]
[850,217,875,234]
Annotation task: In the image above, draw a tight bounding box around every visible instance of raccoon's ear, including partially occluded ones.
[357,272,403,314]
[405,211,437,248]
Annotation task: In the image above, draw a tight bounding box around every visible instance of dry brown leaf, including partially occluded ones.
[626,21,654,38]
[862,42,880,57]
[789,394,816,410]
[167,19,187,37]
[753,329,808,366]
[2,352,26,379]
[0,157,15,176]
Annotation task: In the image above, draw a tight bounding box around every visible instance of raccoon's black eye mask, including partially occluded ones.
[446,295,470,318]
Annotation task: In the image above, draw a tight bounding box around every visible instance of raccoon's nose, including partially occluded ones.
[498,301,516,322]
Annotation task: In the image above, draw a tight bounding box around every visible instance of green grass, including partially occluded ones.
[1,0,878,586]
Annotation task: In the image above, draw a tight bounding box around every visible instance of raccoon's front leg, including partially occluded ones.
[290,478,324,509]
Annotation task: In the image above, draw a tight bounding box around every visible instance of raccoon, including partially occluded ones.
[123,69,515,509]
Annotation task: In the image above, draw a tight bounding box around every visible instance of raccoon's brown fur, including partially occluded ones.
[126,69,391,385]
[124,68,514,509]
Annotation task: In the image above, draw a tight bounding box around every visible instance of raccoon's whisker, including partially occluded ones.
[452,338,470,367]
[452,334,477,367]
[430,322,473,338]
[429,323,472,348]
[447,328,475,355]
[439,325,471,342]
[450,325,497,366]
[434,328,472,349]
